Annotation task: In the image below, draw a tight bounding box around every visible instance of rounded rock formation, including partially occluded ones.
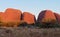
[37,10,56,23]
[1,8,22,27]
[22,12,36,24]
[54,13,60,24]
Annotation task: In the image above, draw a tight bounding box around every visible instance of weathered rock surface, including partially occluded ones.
[0,8,22,27]
[22,12,36,24]
[37,10,56,23]
[5,8,22,22]
[54,13,60,24]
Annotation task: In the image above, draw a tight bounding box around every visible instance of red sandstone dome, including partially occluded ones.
[0,8,22,27]
[37,10,56,23]
[0,12,3,21]
[22,12,36,24]
[0,12,5,22]
[0,12,3,17]
[54,13,60,24]
[4,8,22,23]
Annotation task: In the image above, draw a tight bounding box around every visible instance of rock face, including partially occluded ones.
[22,12,36,24]
[0,12,3,18]
[54,13,60,24]
[0,8,60,27]
[0,12,3,21]
[0,8,22,27]
[5,8,22,23]
[37,10,46,22]
[37,10,56,23]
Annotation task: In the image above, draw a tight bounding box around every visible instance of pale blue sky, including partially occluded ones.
[0,0,60,18]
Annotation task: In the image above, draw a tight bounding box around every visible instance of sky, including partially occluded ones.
[0,0,60,18]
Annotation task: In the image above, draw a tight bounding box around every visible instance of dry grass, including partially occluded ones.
[0,27,60,37]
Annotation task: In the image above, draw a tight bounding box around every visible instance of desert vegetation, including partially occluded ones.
[17,20,60,28]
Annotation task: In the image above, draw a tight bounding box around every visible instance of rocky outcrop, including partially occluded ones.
[37,10,46,22]
[0,8,22,27]
[54,13,60,24]
[0,12,3,21]
[37,10,56,23]
[22,12,36,24]
[0,8,60,27]
[5,8,22,23]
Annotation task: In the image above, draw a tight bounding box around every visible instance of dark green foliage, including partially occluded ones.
[45,20,60,28]
[27,23,35,28]
[35,22,43,28]
[51,22,60,28]
[18,22,28,27]
[18,20,60,28]
[35,20,60,28]
[18,22,35,28]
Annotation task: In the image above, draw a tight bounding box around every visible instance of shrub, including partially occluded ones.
[35,22,43,28]
[18,22,28,27]
[35,20,60,28]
